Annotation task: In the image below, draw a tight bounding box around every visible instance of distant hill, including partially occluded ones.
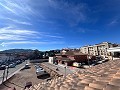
[0,49,34,54]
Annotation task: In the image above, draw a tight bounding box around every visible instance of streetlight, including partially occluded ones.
[64,66,66,79]
[64,63,67,78]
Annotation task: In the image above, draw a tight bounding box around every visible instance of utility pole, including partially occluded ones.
[87,55,91,67]
[64,66,66,79]
[64,63,67,79]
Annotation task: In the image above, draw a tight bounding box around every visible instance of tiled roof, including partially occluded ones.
[25,59,120,90]
[56,50,86,56]
[56,57,75,61]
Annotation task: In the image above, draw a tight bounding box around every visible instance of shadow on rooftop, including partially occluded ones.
[37,74,50,79]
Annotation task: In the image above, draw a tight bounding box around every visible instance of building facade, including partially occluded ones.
[55,50,96,66]
[80,42,118,58]
[107,47,120,60]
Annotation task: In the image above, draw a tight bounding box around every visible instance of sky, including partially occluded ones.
[0,0,120,51]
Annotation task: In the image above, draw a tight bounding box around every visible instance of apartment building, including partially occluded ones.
[80,46,89,54]
[80,42,118,58]
[108,46,120,60]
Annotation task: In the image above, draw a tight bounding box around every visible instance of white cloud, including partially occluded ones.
[0,28,37,35]
[0,0,42,23]
[1,41,45,46]
[0,2,16,14]
[0,0,64,48]
[0,26,63,42]
[6,18,32,25]
[0,34,26,40]
[1,41,64,47]
[0,0,34,16]
[48,0,88,26]
[0,26,40,40]
[43,34,63,38]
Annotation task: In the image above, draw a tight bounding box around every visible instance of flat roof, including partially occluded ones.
[107,47,120,52]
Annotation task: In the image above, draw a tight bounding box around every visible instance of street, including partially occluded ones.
[0,63,50,90]
[0,62,26,85]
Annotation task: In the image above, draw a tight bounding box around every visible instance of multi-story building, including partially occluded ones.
[80,46,89,54]
[108,46,120,60]
[88,46,94,55]
[80,42,118,58]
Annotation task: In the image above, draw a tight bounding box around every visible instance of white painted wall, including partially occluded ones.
[49,57,54,64]
[108,47,120,52]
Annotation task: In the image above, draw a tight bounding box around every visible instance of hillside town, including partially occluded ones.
[0,0,120,90]
[0,42,120,90]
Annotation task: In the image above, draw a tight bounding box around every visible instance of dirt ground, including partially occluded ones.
[0,64,50,90]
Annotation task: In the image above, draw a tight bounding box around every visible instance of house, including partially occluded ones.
[55,50,96,66]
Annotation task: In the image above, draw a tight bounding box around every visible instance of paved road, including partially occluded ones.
[0,62,26,85]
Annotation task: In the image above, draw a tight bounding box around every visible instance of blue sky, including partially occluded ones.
[0,0,120,51]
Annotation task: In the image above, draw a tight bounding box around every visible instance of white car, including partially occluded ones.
[73,62,81,68]
[24,63,30,69]
[35,65,47,76]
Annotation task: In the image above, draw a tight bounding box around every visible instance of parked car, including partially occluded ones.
[73,62,81,68]
[97,60,103,64]
[35,65,42,69]
[8,63,16,68]
[0,65,6,70]
[16,60,22,65]
[24,63,30,69]
[35,65,47,76]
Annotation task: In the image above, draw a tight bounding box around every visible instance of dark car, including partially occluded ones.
[16,60,22,65]
[0,65,6,70]
[35,65,42,69]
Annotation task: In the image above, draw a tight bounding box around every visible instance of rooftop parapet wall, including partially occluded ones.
[40,63,63,77]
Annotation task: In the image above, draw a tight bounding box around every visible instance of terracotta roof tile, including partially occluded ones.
[80,79,93,84]
[47,87,55,90]
[113,74,120,79]
[109,79,120,87]
[103,84,120,90]
[75,86,85,90]
[84,86,101,90]
[89,81,107,89]
[60,85,68,90]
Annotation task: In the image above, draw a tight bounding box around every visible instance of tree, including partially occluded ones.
[29,49,41,60]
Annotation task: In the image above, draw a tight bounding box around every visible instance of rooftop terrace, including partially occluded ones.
[22,59,120,90]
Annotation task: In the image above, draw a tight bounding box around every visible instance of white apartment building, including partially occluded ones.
[80,42,118,58]
[80,46,89,54]
[107,47,120,60]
